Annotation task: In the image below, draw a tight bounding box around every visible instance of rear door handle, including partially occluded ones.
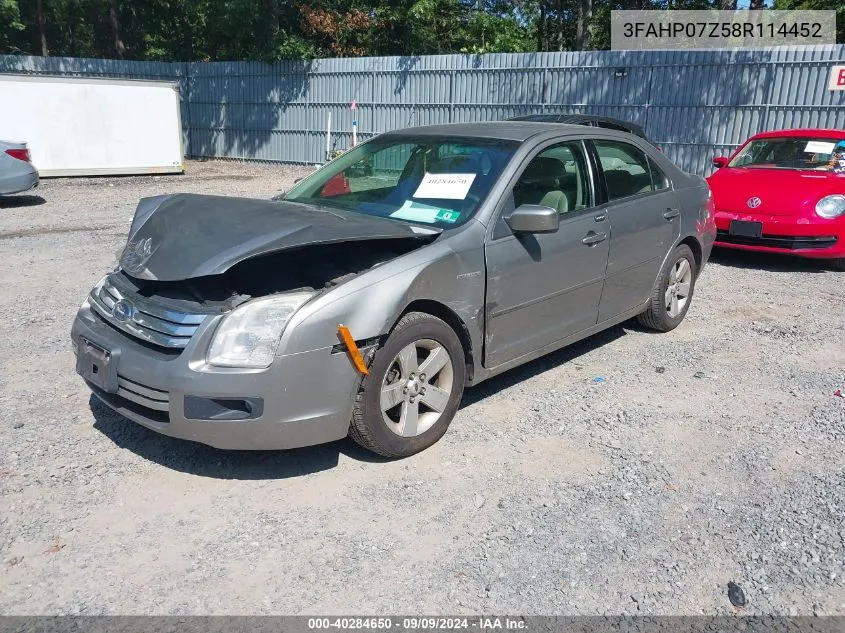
[582,231,607,246]
[663,208,680,219]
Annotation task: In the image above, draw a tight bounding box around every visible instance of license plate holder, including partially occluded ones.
[76,337,119,393]
[729,220,763,238]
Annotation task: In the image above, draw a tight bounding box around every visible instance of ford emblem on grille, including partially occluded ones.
[746,197,762,209]
[112,299,135,322]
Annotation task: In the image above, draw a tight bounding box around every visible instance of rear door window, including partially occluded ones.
[593,140,656,201]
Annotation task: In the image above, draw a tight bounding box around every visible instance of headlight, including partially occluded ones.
[207,291,314,368]
[815,195,845,219]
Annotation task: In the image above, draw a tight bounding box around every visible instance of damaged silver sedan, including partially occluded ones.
[72,122,716,457]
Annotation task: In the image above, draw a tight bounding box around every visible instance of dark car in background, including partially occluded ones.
[508,113,658,149]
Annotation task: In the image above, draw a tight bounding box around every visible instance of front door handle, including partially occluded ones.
[582,231,607,246]
[663,208,680,219]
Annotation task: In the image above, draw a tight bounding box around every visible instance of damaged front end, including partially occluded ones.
[71,191,478,451]
[90,238,429,360]
[90,193,437,357]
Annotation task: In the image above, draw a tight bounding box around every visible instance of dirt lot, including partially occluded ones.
[0,161,843,616]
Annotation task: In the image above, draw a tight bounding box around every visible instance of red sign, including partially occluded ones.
[829,65,845,91]
[350,100,358,110]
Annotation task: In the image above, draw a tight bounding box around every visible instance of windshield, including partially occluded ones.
[728,137,845,172]
[284,135,519,228]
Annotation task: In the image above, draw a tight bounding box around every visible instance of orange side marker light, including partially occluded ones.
[337,324,369,375]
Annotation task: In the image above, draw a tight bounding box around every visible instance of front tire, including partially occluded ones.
[349,311,466,458]
[637,244,698,332]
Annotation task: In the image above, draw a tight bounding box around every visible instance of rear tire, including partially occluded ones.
[637,244,698,332]
[348,311,466,458]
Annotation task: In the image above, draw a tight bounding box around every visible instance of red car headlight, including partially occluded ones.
[816,195,845,219]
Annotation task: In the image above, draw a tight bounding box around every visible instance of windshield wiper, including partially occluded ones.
[286,197,350,219]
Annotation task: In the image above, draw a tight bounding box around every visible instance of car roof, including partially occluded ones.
[751,128,845,140]
[378,121,593,142]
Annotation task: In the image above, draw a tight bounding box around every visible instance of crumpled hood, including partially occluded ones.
[119,193,428,281]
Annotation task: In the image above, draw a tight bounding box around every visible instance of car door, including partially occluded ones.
[588,139,681,322]
[484,140,610,368]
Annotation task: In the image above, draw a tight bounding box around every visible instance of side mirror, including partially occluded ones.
[712,156,728,168]
[505,204,560,234]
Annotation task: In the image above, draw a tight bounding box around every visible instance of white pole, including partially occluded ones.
[350,101,358,147]
[326,111,332,162]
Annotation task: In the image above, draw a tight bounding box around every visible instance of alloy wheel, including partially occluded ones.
[379,339,454,438]
[665,257,692,318]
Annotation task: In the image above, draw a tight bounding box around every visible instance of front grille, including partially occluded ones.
[89,381,170,425]
[717,231,838,250]
[88,275,208,349]
[117,374,169,412]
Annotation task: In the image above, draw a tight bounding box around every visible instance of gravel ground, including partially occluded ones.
[0,160,843,616]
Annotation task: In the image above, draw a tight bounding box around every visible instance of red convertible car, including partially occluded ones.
[707,128,845,269]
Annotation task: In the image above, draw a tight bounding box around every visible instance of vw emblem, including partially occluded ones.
[746,197,762,209]
[112,299,135,322]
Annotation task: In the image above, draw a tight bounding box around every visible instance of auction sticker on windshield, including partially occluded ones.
[413,173,476,199]
[805,141,836,154]
[390,200,460,224]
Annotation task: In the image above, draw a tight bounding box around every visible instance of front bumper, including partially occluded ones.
[71,301,362,450]
[713,210,844,259]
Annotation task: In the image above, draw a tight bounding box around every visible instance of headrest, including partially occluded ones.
[520,157,566,185]
[599,156,627,170]
[429,153,481,174]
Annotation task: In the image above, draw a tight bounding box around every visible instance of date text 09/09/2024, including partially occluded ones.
[307,618,528,630]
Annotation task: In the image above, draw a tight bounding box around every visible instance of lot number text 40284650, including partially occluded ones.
[307,617,528,631]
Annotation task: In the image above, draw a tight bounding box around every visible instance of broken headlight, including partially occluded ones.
[207,291,314,368]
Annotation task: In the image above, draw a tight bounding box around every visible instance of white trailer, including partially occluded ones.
[0,74,184,177]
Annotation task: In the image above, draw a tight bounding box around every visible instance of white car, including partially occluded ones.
[0,140,39,195]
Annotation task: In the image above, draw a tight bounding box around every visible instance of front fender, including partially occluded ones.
[277,228,487,370]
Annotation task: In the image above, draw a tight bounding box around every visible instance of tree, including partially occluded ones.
[0,0,839,60]
[462,0,533,54]
[0,0,25,52]
[108,0,124,57]
[300,4,375,57]
[36,0,48,55]
[575,0,592,49]
[773,0,843,43]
